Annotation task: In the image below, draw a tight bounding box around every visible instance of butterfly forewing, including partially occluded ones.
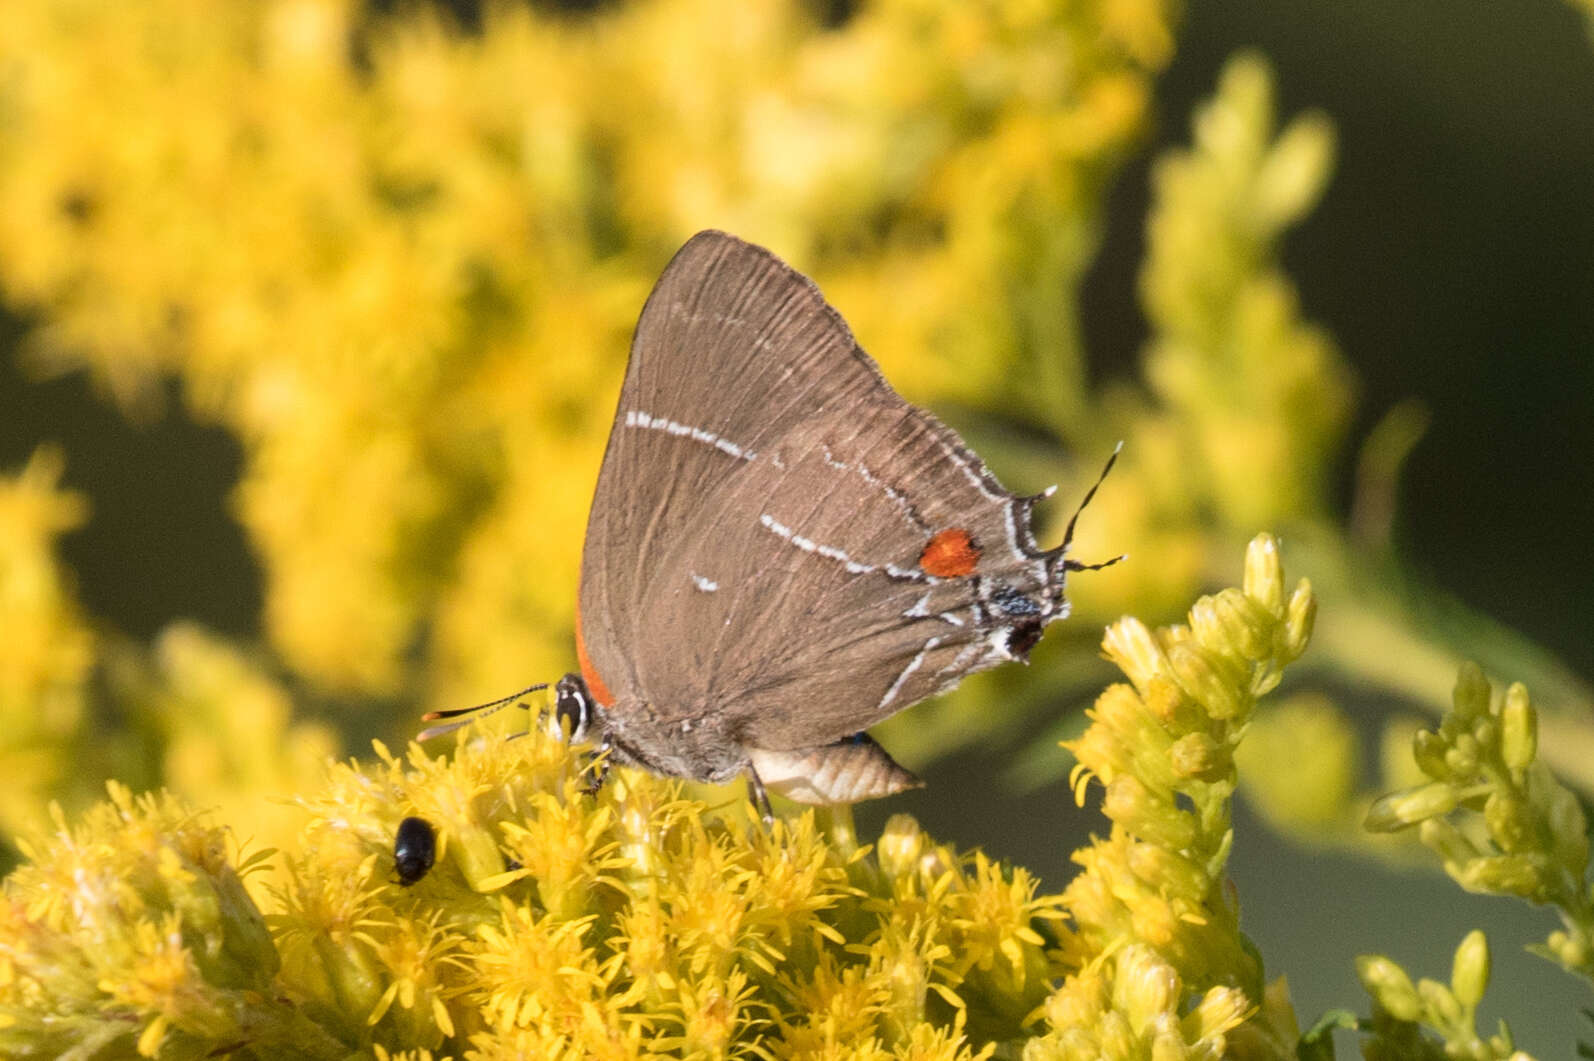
[579,231,1066,753]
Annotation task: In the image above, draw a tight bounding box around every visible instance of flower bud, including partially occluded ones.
[1411,729,1449,780]
[1450,930,1489,1009]
[1187,596,1224,653]
[1547,928,1590,972]
[1499,684,1537,772]
[1126,843,1210,902]
[1355,955,1420,1020]
[1256,112,1335,234]
[877,814,924,882]
[1416,977,1459,1027]
[917,844,964,891]
[1470,718,1498,758]
[1103,776,1198,850]
[1195,589,1270,661]
[1364,782,1456,832]
[1444,735,1478,778]
[1243,534,1285,614]
[819,804,859,859]
[1097,1012,1136,1057]
[1452,854,1550,901]
[1452,663,1491,724]
[1168,732,1225,781]
[1282,580,1316,662]
[1103,617,1165,695]
[1545,783,1590,877]
[1483,792,1535,854]
[1185,984,1251,1040]
[1167,643,1244,721]
[1115,944,1178,1026]
[1419,817,1481,866]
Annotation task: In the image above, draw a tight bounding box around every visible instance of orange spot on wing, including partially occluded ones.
[919,527,981,577]
[574,599,616,707]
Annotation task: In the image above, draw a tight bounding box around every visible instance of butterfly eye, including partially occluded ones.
[551,675,592,742]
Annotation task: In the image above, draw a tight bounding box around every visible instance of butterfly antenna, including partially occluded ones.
[418,682,548,742]
[1060,442,1127,574]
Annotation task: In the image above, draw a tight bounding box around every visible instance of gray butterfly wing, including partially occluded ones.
[578,231,1070,753]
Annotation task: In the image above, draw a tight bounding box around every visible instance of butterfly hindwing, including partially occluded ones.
[578,231,1070,754]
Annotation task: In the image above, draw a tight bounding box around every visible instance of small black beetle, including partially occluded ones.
[393,816,437,886]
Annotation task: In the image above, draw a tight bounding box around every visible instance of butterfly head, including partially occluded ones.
[550,672,598,743]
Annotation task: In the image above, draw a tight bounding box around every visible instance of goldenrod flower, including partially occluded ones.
[0,537,1331,1058]
[1368,664,1594,988]
[1034,534,1314,1057]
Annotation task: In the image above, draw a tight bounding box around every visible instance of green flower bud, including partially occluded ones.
[1483,792,1535,854]
[1356,955,1421,1021]
[1255,112,1335,233]
[1419,817,1481,866]
[1243,534,1285,614]
[453,818,510,893]
[1412,729,1450,781]
[1103,775,1198,850]
[1547,928,1590,972]
[1452,854,1550,901]
[1167,642,1244,720]
[1187,596,1224,652]
[1470,719,1498,759]
[1168,732,1225,781]
[1282,580,1316,662]
[1545,782,1590,878]
[1499,684,1537,772]
[1365,782,1456,832]
[818,803,860,858]
[1444,735,1479,778]
[1450,930,1489,1009]
[1416,977,1460,1027]
[1200,588,1271,661]
[1452,663,1491,724]
[1126,843,1211,901]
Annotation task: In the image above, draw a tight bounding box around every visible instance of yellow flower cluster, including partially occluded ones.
[0,0,1176,712]
[8,0,1575,856]
[1030,534,1313,1058]
[1353,931,1531,1060]
[0,783,285,1060]
[1290,662,1594,1057]
[1367,665,1594,986]
[1089,53,1347,621]
[0,535,1318,1059]
[277,729,1058,1058]
[0,453,338,856]
[0,450,93,839]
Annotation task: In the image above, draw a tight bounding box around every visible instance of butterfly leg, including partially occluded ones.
[745,767,775,825]
[583,740,612,795]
